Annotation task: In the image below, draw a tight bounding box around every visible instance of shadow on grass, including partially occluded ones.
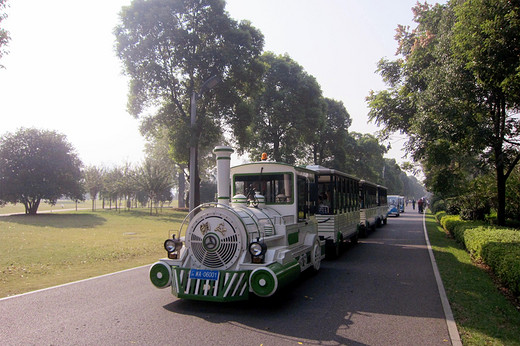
[1,213,107,228]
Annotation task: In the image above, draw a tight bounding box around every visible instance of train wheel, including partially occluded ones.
[311,241,322,271]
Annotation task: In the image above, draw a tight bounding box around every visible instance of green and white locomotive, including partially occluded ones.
[149,146,325,302]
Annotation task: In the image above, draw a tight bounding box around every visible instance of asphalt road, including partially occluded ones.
[0,207,453,345]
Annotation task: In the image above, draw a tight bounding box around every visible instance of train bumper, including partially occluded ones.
[172,267,250,302]
[150,260,303,302]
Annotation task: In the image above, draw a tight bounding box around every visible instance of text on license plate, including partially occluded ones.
[189,269,219,281]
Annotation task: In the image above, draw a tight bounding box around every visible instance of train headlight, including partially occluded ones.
[249,240,267,263]
[164,235,183,259]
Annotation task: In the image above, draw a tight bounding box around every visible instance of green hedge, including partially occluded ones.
[434,211,446,223]
[436,212,520,297]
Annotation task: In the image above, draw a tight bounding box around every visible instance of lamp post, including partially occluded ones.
[189,75,220,212]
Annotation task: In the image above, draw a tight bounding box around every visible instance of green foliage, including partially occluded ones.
[0,0,10,68]
[430,196,446,214]
[84,166,104,211]
[367,0,520,226]
[246,52,325,164]
[306,97,351,169]
[437,213,520,297]
[115,0,264,205]
[343,132,387,183]
[439,214,485,244]
[506,166,520,220]
[457,176,493,221]
[135,158,173,215]
[434,211,446,223]
[453,0,520,225]
[462,226,518,260]
[464,227,520,297]
[482,243,520,298]
[0,128,84,214]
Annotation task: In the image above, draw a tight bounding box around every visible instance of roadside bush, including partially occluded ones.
[439,214,461,232]
[445,199,461,215]
[482,242,520,297]
[435,211,446,223]
[439,215,483,244]
[437,213,520,298]
[430,195,446,214]
[462,226,519,260]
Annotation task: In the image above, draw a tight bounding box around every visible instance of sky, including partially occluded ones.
[0,0,434,168]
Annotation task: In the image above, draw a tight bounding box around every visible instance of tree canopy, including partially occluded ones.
[367,0,520,224]
[306,97,351,169]
[0,0,10,68]
[114,0,264,207]
[114,0,423,206]
[0,128,84,214]
[242,52,324,163]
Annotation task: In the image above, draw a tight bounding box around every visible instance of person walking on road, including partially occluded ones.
[417,198,423,213]
[412,199,416,210]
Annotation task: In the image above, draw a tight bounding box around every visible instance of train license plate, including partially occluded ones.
[189,269,219,281]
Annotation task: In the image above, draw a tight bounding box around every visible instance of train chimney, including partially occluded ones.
[213,146,234,205]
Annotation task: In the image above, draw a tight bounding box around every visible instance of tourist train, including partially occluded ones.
[149,146,388,302]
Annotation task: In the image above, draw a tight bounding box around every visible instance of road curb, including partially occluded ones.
[422,212,462,346]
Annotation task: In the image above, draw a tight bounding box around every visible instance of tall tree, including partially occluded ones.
[102,166,124,210]
[453,0,520,225]
[0,0,10,68]
[143,128,182,206]
[114,0,264,208]
[84,166,104,211]
[367,1,520,225]
[308,97,352,169]
[135,158,173,215]
[245,52,324,163]
[0,128,84,214]
[343,132,388,183]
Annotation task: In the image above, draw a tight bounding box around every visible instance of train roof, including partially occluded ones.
[231,161,316,175]
[305,165,359,180]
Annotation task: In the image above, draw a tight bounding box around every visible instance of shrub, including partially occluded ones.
[435,211,446,223]
[482,242,520,297]
[430,196,446,214]
[446,200,461,215]
[436,212,520,297]
[463,226,519,260]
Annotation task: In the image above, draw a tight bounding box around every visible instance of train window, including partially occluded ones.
[316,178,332,215]
[233,173,293,204]
[297,176,308,221]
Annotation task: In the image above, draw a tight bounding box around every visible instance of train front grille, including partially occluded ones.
[172,267,250,302]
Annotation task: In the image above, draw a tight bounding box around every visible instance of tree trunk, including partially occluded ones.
[26,198,40,215]
[178,169,185,208]
[496,157,507,226]
[194,152,201,208]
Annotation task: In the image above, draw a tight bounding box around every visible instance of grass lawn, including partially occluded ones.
[425,212,520,345]
[0,208,187,298]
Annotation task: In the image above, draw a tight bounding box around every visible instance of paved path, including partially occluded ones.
[0,207,457,345]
